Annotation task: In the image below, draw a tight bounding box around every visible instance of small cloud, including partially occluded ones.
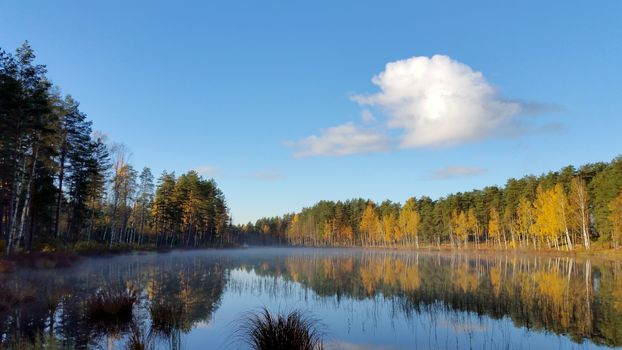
[290,122,390,157]
[361,109,376,123]
[195,165,218,177]
[430,166,487,180]
[353,55,525,148]
[254,171,284,181]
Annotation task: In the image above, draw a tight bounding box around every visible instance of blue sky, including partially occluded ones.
[1,1,621,224]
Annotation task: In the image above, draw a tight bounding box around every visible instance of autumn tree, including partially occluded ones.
[359,202,379,246]
[608,190,622,249]
[569,177,591,249]
[399,197,420,247]
[488,207,501,247]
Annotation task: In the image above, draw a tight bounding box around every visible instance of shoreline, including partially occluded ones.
[2,242,620,274]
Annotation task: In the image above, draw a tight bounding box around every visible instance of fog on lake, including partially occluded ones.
[2,248,621,349]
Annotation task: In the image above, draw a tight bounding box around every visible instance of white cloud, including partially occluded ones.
[430,166,487,180]
[360,109,376,123]
[290,55,555,157]
[195,165,218,177]
[354,55,523,148]
[292,122,389,157]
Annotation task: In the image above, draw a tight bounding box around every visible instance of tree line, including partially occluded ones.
[244,157,622,250]
[0,42,233,254]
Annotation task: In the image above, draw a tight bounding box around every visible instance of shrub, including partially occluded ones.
[73,241,107,254]
[237,308,324,350]
[40,244,56,253]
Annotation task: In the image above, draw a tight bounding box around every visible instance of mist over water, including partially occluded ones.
[2,248,621,349]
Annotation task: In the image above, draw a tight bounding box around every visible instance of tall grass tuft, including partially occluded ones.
[84,288,137,334]
[149,300,184,337]
[237,308,324,350]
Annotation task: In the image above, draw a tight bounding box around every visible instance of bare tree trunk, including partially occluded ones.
[15,145,38,252]
[139,205,145,246]
[565,227,573,251]
[6,154,26,254]
[54,151,66,239]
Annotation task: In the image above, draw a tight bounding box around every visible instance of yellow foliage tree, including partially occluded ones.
[399,197,420,247]
[517,197,533,247]
[488,207,501,247]
[288,213,301,245]
[608,190,622,249]
[533,184,573,250]
[382,213,398,246]
[503,207,515,248]
[359,202,379,246]
[467,208,479,245]
[454,211,469,246]
[342,225,354,243]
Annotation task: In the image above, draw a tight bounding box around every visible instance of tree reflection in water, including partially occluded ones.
[0,249,621,349]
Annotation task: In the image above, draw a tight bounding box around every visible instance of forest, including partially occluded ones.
[245,157,622,251]
[3,41,622,256]
[0,42,234,255]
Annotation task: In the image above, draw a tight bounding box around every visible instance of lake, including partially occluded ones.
[2,247,621,349]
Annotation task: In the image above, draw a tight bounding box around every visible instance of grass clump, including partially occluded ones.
[84,288,137,334]
[238,308,324,350]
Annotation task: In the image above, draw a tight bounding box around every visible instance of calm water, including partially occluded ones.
[2,248,622,349]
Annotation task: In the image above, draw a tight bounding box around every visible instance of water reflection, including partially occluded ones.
[1,249,621,349]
